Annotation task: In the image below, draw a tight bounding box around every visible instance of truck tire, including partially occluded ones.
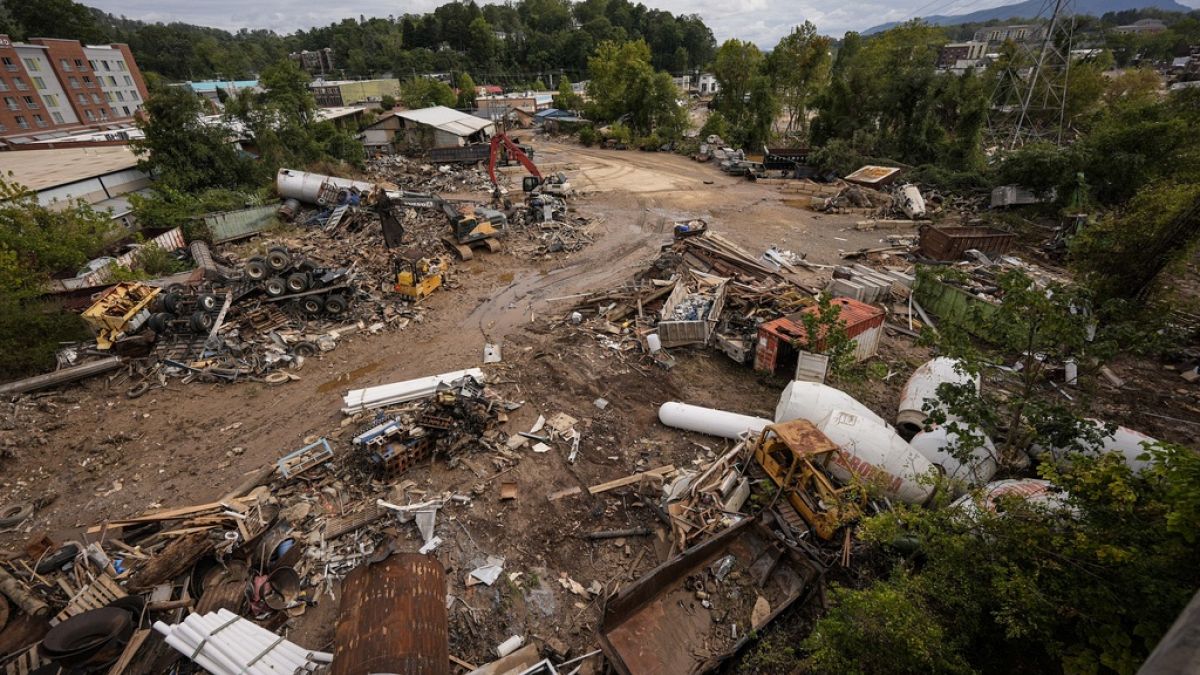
[162,292,182,314]
[323,295,347,315]
[0,502,32,527]
[198,294,219,312]
[301,297,323,314]
[245,257,269,281]
[148,312,174,333]
[265,277,287,297]
[189,311,214,333]
[266,249,290,272]
[286,273,309,293]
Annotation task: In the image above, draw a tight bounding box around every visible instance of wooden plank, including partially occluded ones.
[107,628,151,675]
[547,486,582,501]
[86,498,253,534]
[587,465,675,495]
[127,532,213,592]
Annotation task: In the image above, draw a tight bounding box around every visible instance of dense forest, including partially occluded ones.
[0,0,715,84]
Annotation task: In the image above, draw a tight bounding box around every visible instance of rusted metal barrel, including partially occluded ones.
[332,553,449,675]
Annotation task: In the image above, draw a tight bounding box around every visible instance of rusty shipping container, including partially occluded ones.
[918,225,1016,261]
[332,553,449,675]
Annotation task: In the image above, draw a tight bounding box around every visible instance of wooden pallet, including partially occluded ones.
[52,575,127,626]
[2,644,49,675]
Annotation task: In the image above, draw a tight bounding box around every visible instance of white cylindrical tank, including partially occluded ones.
[815,409,936,504]
[1029,419,1159,473]
[776,381,888,428]
[897,358,978,438]
[276,168,376,204]
[909,424,998,490]
[658,402,772,440]
[951,478,1069,517]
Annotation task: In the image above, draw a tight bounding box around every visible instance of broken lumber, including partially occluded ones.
[0,565,50,618]
[127,531,213,592]
[583,528,653,540]
[0,356,123,396]
[587,465,675,495]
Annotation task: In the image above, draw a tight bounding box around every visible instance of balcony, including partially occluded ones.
[16,121,28,129]
[25,102,39,109]
[6,104,18,112]
[35,120,47,128]
[4,64,17,72]
[14,82,27,91]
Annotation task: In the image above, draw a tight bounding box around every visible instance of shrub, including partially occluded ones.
[578,125,597,147]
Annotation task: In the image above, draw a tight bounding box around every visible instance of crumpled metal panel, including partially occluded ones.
[333,553,449,675]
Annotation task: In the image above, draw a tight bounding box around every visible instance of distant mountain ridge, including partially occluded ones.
[864,0,1194,35]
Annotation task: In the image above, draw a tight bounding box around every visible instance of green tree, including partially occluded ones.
[713,38,777,149]
[7,0,107,42]
[380,94,396,110]
[553,75,583,111]
[455,72,478,110]
[0,178,114,377]
[766,22,832,139]
[400,77,457,109]
[131,85,259,193]
[586,40,685,137]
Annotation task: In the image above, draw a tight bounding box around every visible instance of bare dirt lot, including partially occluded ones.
[2,140,1196,670]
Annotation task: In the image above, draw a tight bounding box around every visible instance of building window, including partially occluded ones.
[107,76,117,86]
[77,93,87,104]
[52,111,64,124]
[2,57,16,72]
[74,58,85,69]
[0,122,5,131]
[105,91,113,102]
[0,80,7,92]
[83,76,94,88]
[88,60,98,70]
[43,94,58,107]
[115,91,124,101]
[33,114,46,127]
[69,77,80,89]
[32,76,46,90]
[130,91,139,101]
[122,106,130,116]
[13,76,26,90]
[117,61,127,71]
[99,109,108,120]
[91,93,101,104]
[22,95,37,108]
[14,115,27,128]
[85,110,95,121]
[123,75,132,86]
[3,96,17,110]
[22,58,40,71]
[60,59,73,71]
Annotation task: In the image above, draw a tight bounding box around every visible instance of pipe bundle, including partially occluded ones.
[153,609,332,675]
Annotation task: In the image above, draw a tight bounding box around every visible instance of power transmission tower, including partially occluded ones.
[986,0,1077,150]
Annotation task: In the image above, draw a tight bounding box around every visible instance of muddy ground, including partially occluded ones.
[2,140,1197,669]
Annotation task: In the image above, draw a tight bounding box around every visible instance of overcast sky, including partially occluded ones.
[84,0,1200,47]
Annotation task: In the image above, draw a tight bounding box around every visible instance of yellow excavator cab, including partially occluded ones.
[751,419,864,540]
[81,282,161,350]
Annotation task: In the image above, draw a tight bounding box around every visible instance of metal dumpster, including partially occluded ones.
[919,225,1017,260]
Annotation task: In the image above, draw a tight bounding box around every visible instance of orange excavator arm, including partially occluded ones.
[487,133,542,189]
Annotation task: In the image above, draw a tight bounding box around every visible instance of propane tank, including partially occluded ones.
[896,358,977,438]
[1030,419,1159,473]
[815,409,936,505]
[776,381,888,428]
[909,424,998,490]
[658,402,771,440]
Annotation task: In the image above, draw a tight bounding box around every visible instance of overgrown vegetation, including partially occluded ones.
[0,178,113,378]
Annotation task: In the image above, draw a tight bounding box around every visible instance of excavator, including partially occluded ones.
[487,132,570,207]
[372,185,503,261]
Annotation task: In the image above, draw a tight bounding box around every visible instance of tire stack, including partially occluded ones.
[147,284,223,336]
[242,246,349,317]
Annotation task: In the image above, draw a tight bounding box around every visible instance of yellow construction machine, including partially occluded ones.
[393,256,445,300]
[81,282,161,349]
[751,420,864,540]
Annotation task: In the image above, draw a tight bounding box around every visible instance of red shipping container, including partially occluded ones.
[754,298,885,374]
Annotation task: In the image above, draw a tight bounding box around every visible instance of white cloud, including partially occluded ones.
[83,0,1200,47]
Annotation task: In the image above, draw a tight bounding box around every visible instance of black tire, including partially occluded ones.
[198,294,219,312]
[300,297,323,314]
[245,257,269,281]
[286,273,309,294]
[35,543,79,573]
[165,283,186,295]
[189,311,214,333]
[293,341,319,357]
[148,312,174,333]
[265,277,287,297]
[0,502,33,527]
[125,382,151,399]
[323,295,347,315]
[266,249,290,272]
[161,292,182,314]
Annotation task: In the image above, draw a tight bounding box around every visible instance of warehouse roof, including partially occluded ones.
[0,146,141,191]
[396,106,494,137]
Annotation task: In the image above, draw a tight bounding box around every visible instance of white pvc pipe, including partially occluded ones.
[209,613,310,668]
[776,381,888,428]
[158,622,241,675]
[816,409,936,504]
[658,402,771,440]
[179,618,281,675]
[194,613,304,673]
[897,358,977,436]
[187,614,299,675]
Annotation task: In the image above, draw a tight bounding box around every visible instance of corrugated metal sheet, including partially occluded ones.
[63,227,186,289]
[398,106,494,137]
[332,554,448,675]
[204,204,278,243]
